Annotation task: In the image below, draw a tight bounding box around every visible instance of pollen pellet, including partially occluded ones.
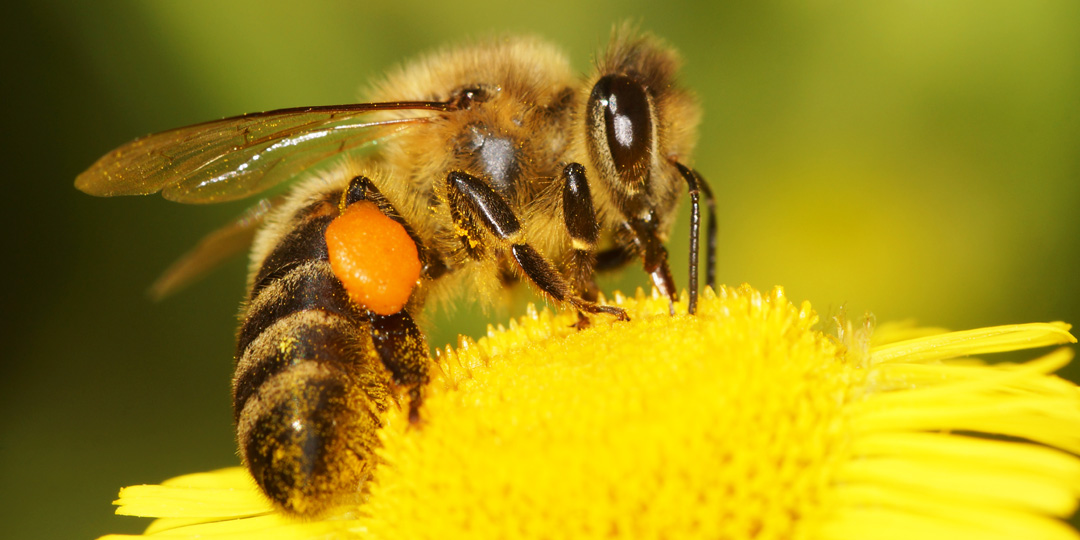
[325,201,420,315]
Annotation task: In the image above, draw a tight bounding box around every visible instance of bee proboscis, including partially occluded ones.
[77,26,716,517]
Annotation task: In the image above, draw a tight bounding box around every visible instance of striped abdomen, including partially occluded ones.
[232,195,395,516]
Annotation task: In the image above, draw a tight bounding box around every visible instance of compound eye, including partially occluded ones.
[453,85,493,110]
[589,75,653,178]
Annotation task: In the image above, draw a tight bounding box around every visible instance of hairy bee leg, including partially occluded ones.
[342,175,385,208]
[566,245,636,306]
[368,311,430,424]
[447,171,628,321]
[342,175,432,422]
[561,163,600,298]
[560,162,604,324]
[511,243,627,319]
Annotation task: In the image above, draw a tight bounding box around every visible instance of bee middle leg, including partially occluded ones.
[560,163,605,328]
[446,170,627,321]
[564,245,634,327]
[560,163,600,301]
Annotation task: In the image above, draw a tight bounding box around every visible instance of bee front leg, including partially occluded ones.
[610,162,716,316]
[672,163,717,315]
[619,213,678,315]
[446,171,628,321]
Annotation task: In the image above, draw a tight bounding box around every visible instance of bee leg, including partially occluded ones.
[560,163,602,328]
[698,172,717,291]
[561,163,600,297]
[672,163,717,315]
[341,176,432,423]
[447,171,628,321]
[368,310,429,424]
[620,213,678,315]
[558,245,637,320]
[571,311,593,330]
[342,174,387,209]
[343,176,425,252]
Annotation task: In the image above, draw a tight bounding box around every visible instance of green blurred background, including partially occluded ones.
[3,1,1078,538]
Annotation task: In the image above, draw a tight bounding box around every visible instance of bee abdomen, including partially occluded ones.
[236,259,359,365]
[235,195,395,515]
[233,288,391,423]
[236,351,384,516]
[249,201,337,297]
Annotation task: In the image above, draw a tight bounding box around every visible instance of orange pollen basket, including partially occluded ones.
[325,201,421,315]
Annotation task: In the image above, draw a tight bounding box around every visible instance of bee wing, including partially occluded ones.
[75,102,446,204]
[147,197,279,300]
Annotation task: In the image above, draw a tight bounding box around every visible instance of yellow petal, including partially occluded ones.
[99,285,1080,540]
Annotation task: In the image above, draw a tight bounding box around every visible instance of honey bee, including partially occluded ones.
[76,26,715,517]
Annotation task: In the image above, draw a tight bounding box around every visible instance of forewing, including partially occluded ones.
[76,105,435,204]
[148,198,278,300]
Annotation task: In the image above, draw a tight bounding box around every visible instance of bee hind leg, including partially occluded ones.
[368,310,430,425]
[340,175,433,424]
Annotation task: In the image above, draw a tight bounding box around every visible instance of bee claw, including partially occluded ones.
[602,305,631,322]
[407,386,425,426]
[408,402,423,425]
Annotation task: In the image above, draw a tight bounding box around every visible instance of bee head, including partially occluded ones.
[583,28,700,224]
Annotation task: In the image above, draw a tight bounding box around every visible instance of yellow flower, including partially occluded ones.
[99,285,1080,539]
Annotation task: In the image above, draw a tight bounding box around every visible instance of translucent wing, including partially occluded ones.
[75,101,450,204]
[148,197,278,300]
